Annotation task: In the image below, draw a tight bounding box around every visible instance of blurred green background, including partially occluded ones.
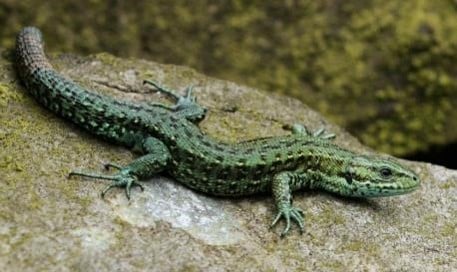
[1,0,457,167]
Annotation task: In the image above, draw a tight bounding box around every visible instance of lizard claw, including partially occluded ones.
[143,79,197,109]
[99,174,143,200]
[312,127,336,140]
[103,163,122,170]
[289,124,336,140]
[143,79,207,122]
[270,206,305,237]
[69,166,143,200]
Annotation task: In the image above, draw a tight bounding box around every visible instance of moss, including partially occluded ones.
[322,260,344,271]
[423,213,439,225]
[0,83,25,106]
[439,181,456,190]
[113,215,131,228]
[440,222,456,237]
[177,265,205,272]
[341,240,379,254]
[93,52,122,67]
[342,241,363,251]
[0,155,24,172]
[315,205,346,226]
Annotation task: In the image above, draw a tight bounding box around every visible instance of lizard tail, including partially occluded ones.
[14,26,150,147]
[15,27,132,142]
[16,27,53,77]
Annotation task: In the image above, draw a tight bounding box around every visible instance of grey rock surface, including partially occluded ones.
[0,51,455,271]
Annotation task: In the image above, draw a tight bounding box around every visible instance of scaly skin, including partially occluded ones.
[15,27,420,236]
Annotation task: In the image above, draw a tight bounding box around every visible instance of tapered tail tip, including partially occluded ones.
[18,26,43,43]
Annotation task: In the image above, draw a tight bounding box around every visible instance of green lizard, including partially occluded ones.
[15,27,420,236]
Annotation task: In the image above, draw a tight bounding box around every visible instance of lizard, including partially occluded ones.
[15,26,420,236]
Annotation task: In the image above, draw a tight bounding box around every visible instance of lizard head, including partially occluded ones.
[326,155,420,197]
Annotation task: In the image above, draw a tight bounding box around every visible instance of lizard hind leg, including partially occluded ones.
[69,169,145,200]
[143,79,207,123]
[69,137,171,200]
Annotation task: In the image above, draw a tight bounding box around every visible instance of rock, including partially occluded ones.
[0,51,455,271]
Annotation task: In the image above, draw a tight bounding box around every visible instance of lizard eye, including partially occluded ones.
[345,173,353,184]
[344,168,354,184]
[380,167,392,178]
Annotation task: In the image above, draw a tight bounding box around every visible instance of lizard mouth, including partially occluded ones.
[379,185,419,196]
[361,179,420,197]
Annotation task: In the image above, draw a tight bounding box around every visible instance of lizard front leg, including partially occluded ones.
[69,137,171,199]
[270,171,306,237]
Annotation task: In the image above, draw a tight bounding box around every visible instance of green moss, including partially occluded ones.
[342,241,363,251]
[439,181,456,190]
[423,213,439,224]
[322,260,344,271]
[113,215,131,228]
[94,52,122,66]
[341,240,379,254]
[177,265,205,272]
[0,83,8,106]
[305,205,346,229]
[0,83,25,106]
[0,155,24,172]
[440,222,456,237]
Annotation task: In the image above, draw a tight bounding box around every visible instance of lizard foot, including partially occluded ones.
[289,124,336,140]
[270,206,305,237]
[69,166,144,200]
[143,79,198,110]
[143,79,207,122]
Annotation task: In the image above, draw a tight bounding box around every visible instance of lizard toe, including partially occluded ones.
[271,207,305,237]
